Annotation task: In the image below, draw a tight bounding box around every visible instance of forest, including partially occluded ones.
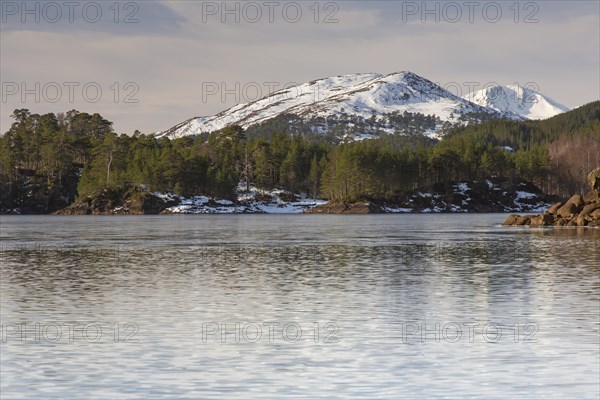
[1,101,598,213]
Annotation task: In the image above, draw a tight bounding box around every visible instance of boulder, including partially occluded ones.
[580,203,600,218]
[556,202,579,218]
[588,219,600,227]
[588,167,600,196]
[590,209,600,219]
[502,214,521,226]
[547,202,563,214]
[515,216,531,225]
[555,218,568,226]
[583,191,600,204]
[576,214,588,226]
[530,213,554,226]
[567,194,584,208]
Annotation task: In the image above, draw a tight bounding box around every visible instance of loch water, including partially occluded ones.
[1,215,599,399]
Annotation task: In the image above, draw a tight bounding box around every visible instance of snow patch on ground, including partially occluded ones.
[161,184,327,214]
[140,179,553,215]
[383,207,413,213]
[456,182,469,193]
[509,190,552,213]
[515,191,537,199]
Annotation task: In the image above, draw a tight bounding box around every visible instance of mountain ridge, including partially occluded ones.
[464,84,570,120]
[157,71,569,140]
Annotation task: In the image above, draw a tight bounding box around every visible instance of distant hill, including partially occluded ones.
[464,84,569,120]
[444,100,599,150]
[157,71,546,141]
[157,72,573,142]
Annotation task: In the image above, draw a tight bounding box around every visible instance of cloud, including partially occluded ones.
[350,1,599,25]
[1,0,598,135]
[0,0,186,35]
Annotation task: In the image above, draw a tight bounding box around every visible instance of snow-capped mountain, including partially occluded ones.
[158,72,567,140]
[463,84,570,120]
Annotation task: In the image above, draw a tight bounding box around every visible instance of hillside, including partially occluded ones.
[464,84,570,120]
[157,72,519,140]
[441,101,600,196]
[157,72,571,142]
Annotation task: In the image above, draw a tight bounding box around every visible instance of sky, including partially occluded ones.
[1,0,599,135]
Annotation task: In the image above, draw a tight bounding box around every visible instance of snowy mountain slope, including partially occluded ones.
[157,71,515,139]
[463,84,570,120]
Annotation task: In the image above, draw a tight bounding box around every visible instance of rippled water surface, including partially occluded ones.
[1,215,599,399]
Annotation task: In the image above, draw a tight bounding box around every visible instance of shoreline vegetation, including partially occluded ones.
[50,177,554,215]
[1,102,599,216]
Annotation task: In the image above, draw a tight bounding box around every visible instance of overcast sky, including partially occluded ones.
[1,0,599,134]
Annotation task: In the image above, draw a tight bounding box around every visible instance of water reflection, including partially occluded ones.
[1,215,599,399]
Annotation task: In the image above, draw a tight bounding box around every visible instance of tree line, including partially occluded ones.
[1,101,598,213]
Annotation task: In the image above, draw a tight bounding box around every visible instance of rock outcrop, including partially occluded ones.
[503,168,600,227]
[589,167,600,196]
[54,188,177,215]
[307,178,554,214]
[305,202,383,214]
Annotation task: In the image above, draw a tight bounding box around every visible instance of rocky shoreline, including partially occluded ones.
[54,188,177,215]
[304,202,382,214]
[503,167,600,228]
[307,179,554,214]
[10,177,556,216]
[53,185,327,215]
